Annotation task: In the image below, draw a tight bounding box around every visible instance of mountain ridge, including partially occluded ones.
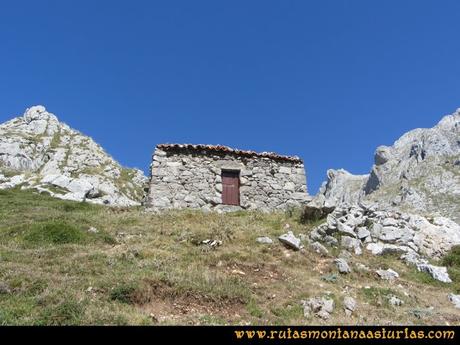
[0,105,147,206]
[312,108,460,223]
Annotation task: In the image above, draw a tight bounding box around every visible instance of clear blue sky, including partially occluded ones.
[1,1,460,193]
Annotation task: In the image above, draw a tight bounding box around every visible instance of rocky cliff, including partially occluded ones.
[0,106,147,206]
[313,108,460,223]
[306,108,460,283]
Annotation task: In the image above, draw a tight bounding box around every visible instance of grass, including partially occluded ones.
[360,287,401,307]
[0,188,459,325]
[22,221,87,246]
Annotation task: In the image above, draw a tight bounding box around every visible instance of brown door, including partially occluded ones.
[222,170,240,206]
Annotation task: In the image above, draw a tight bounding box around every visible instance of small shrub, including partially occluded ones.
[442,246,460,268]
[110,282,149,304]
[321,273,338,283]
[23,221,87,246]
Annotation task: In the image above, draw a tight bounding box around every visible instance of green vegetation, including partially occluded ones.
[22,221,87,246]
[49,129,62,149]
[442,246,460,293]
[443,246,460,268]
[110,282,142,304]
[0,188,458,325]
[116,167,145,199]
[360,287,401,307]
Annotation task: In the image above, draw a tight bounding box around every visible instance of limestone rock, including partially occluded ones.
[343,296,356,316]
[311,169,368,208]
[341,236,362,255]
[412,217,460,258]
[448,294,460,309]
[356,227,370,240]
[309,203,460,266]
[278,231,302,250]
[416,263,452,283]
[256,236,273,244]
[301,297,335,320]
[376,268,399,281]
[355,263,370,271]
[310,241,329,256]
[334,258,351,274]
[388,295,404,306]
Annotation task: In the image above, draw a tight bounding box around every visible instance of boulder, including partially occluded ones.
[334,258,351,274]
[301,297,335,320]
[341,236,362,255]
[310,241,329,256]
[343,296,356,316]
[412,217,460,258]
[388,295,404,306]
[301,204,334,223]
[366,242,411,256]
[376,268,399,281]
[356,227,371,240]
[278,231,301,250]
[337,222,356,237]
[448,294,460,309]
[416,264,452,283]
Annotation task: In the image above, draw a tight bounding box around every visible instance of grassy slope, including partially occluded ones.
[0,188,459,325]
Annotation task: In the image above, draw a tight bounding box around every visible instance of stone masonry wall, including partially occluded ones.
[146,146,309,212]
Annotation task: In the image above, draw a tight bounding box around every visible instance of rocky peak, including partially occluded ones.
[0,106,148,206]
[312,169,367,208]
[23,105,55,123]
[312,108,460,223]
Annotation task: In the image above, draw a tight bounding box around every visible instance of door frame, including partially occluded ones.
[221,169,240,206]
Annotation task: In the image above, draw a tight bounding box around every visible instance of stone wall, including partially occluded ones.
[146,145,310,212]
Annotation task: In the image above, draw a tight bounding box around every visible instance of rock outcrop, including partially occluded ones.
[313,169,368,208]
[0,106,147,206]
[306,108,460,274]
[311,108,460,223]
[308,203,460,282]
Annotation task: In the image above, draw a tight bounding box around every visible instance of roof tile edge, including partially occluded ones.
[155,143,303,163]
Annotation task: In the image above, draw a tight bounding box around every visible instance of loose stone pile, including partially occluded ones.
[309,203,460,283]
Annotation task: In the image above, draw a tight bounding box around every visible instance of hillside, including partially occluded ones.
[0,106,147,206]
[0,188,459,325]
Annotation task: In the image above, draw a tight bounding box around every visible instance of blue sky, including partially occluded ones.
[1,1,460,193]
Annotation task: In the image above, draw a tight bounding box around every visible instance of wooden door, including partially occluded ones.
[222,170,240,206]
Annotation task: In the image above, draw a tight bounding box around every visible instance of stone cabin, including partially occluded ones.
[146,144,310,212]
